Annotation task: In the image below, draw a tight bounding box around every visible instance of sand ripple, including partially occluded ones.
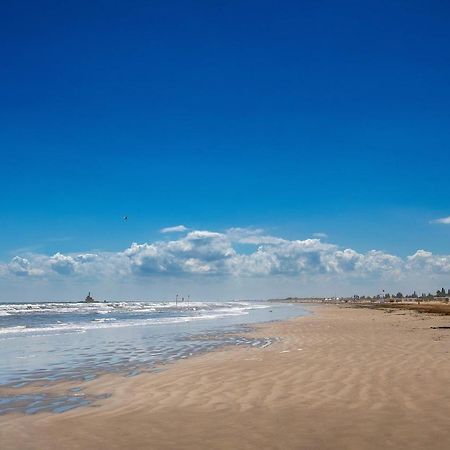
[1,305,450,449]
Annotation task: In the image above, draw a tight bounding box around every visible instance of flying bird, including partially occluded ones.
[123,216,128,221]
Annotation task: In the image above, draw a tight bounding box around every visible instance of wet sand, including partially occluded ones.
[1,305,450,450]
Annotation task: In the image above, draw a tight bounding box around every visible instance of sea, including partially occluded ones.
[0,300,309,415]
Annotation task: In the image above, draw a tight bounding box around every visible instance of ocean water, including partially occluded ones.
[0,300,308,414]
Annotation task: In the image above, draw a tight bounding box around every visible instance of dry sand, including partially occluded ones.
[1,305,450,450]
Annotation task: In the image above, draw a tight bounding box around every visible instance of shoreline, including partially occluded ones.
[0,302,308,399]
[1,304,450,449]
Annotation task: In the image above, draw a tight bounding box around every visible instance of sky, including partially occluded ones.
[1,0,450,301]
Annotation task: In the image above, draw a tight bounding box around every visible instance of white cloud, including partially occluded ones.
[49,253,77,275]
[356,250,403,276]
[160,225,188,233]
[407,250,450,274]
[226,227,287,245]
[313,232,328,238]
[74,253,98,263]
[8,256,33,276]
[8,256,44,277]
[2,227,450,289]
[124,230,235,275]
[431,216,450,224]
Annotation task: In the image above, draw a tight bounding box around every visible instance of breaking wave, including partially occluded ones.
[0,301,268,337]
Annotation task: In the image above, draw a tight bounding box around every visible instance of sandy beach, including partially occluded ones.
[1,304,450,450]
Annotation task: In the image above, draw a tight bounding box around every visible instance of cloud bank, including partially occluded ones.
[1,228,449,288]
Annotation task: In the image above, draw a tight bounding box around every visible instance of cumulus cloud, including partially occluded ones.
[431,216,450,224]
[49,253,77,275]
[1,227,450,284]
[124,230,235,275]
[160,225,188,233]
[8,257,36,276]
[7,256,45,277]
[407,250,450,274]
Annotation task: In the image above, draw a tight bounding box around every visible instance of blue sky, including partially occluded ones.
[1,1,450,300]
